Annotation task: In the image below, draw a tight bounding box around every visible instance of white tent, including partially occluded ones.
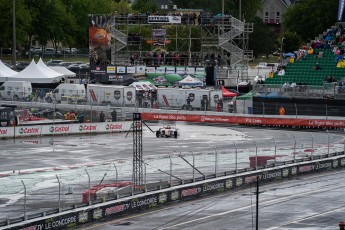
[0,60,17,82]
[179,75,203,87]
[9,59,64,83]
[37,58,65,78]
[49,66,76,78]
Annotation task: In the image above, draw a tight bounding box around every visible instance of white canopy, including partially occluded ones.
[49,66,76,78]
[37,58,64,78]
[9,59,64,83]
[179,75,203,87]
[0,60,17,82]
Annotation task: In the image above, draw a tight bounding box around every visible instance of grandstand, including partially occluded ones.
[265,23,345,86]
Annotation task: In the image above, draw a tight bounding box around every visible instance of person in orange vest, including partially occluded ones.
[279,106,285,115]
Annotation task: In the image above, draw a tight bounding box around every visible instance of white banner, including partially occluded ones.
[148,16,181,24]
[0,122,132,138]
[127,66,136,73]
[176,67,186,74]
[186,67,195,75]
[166,67,175,74]
[146,67,156,73]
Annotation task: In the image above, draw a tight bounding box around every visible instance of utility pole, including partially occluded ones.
[256,175,259,230]
[12,0,16,70]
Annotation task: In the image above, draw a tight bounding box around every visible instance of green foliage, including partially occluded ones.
[0,0,31,48]
[282,32,302,53]
[249,17,276,58]
[283,0,338,41]
[131,0,158,14]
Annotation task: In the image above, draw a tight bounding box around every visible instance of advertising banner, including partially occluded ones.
[89,15,114,83]
[145,67,156,73]
[180,186,202,200]
[156,67,166,73]
[127,66,136,73]
[116,66,126,73]
[148,16,181,24]
[176,67,186,74]
[141,113,345,129]
[16,126,41,137]
[166,66,175,74]
[202,181,225,194]
[186,67,195,75]
[0,127,13,138]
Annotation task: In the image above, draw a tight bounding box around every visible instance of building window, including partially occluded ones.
[265,12,269,20]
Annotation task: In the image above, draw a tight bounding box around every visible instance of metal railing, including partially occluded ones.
[0,131,344,226]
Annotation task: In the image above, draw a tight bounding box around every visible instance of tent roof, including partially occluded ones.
[50,66,76,77]
[0,60,17,80]
[179,75,203,86]
[139,78,172,86]
[164,74,183,83]
[222,86,238,97]
[8,59,63,83]
[236,91,253,100]
[37,58,64,78]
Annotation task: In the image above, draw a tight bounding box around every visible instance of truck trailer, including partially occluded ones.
[87,84,136,107]
[157,88,223,111]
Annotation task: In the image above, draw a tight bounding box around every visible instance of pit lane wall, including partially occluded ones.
[141,112,345,129]
[0,122,131,138]
[4,154,345,230]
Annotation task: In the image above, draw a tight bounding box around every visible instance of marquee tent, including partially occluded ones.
[49,66,77,78]
[0,60,17,82]
[178,75,203,87]
[8,59,64,83]
[222,86,238,98]
[37,58,65,79]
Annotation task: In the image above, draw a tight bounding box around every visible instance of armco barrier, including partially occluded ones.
[0,122,131,139]
[141,112,345,129]
[3,153,345,230]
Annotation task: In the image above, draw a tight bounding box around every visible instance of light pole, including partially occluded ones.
[280,37,285,66]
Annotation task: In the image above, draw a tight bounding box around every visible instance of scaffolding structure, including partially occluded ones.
[109,14,253,85]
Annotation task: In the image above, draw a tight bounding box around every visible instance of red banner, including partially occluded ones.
[141,113,345,129]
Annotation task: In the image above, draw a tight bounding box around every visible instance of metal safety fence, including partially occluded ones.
[0,130,344,226]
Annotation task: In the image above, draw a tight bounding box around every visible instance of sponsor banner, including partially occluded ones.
[339,157,345,167]
[141,113,345,129]
[90,65,108,83]
[195,67,206,74]
[104,201,131,217]
[203,181,225,194]
[77,124,98,133]
[170,190,180,201]
[0,127,12,137]
[298,161,333,174]
[156,67,166,73]
[166,66,175,74]
[186,67,195,75]
[109,75,123,82]
[131,195,158,210]
[16,126,41,136]
[42,125,72,135]
[180,186,202,199]
[127,66,136,73]
[260,169,282,181]
[107,66,116,74]
[225,178,234,190]
[14,213,78,230]
[117,66,126,73]
[136,66,146,74]
[176,67,186,74]
[148,16,181,24]
[146,67,156,73]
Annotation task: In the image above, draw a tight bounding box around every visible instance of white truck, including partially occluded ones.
[87,84,136,107]
[45,83,86,103]
[0,81,32,101]
[157,88,223,110]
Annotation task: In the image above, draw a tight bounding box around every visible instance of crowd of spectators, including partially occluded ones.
[127,51,228,66]
[115,12,233,26]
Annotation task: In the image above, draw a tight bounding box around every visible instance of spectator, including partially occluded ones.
[99,111,105,122]
[78,112,85,123]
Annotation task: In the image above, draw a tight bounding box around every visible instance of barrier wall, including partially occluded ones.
[0,122,132,139]
[5,154,345,230]
[141,112,345,129]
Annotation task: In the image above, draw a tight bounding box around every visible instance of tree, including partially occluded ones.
[132,0,158,14]
[0,0,31,49]
[283,0,338,41]
[249,17,276,58]
[282,32,301,54]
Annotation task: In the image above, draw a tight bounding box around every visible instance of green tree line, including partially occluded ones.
[0,0,340,57]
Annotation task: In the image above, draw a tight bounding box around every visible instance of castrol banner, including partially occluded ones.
[1,121,131,139]
[141,113,345,129]
[0,127,13,138]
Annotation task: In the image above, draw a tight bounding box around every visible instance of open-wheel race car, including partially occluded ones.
[156,124,179,138]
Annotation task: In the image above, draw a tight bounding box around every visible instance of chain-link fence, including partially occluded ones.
[1,131,344,224]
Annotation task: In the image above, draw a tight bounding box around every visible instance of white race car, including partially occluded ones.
[156,125,179,138]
